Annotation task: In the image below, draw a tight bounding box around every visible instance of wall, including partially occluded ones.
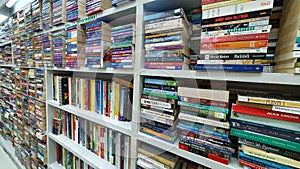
[11,0,33,14]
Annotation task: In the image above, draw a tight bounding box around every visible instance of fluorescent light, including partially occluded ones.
[0,14,8,24]
[6,0,18,8]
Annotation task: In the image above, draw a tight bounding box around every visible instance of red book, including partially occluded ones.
[201,33,269,43]
[232,104,300,123]
[239,159,266,169]
[202,0,227,5]
[208,153,229,165]
[178,143,189,151]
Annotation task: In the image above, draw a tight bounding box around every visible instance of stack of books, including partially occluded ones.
[112,0,133,7]
[176,86,233,165]
[52,0,66,26]
[26,36,34,67]
[137,143,180,169]
[54,109,131,168]
[231,91,300,169]
[85,19,111,68]
[140,77,179,143]
[65,24,86,68]
[12,13,19,36]
[42,33,53,67]
[21,69,29,95]
[32,0,42,32]
[52,30,66,67]
[28,69,36,98]
[37,133,47,166]
[144,8,191,70]
[197,0,275,72]
[19,37,27,66]
[274,0,300,74]
[0,45,12,65]
[42,0,53,30]
[34,35,43,67]
[110,23,135,68]
[0,21,12,43]
[86,0,112,16]
[66,0,86,22]
[187,8,201,70]
[18,9,25,35]
[36,68,45,101]
[25,5,32,34]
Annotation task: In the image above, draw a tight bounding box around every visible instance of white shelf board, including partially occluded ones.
[49,162,64,169]
[136,132,241,169]
[139,69,300,85]
[48,133,116,169]
[47,67,134,75]
[0,64,15,67]
[0,40,12,47]
[0,135,26,169]
[48,100,132,136]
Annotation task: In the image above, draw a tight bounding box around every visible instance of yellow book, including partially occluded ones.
[114,83,120,120]
[202,0,253,10]
[90,79,96,112]
[80,79,85,109]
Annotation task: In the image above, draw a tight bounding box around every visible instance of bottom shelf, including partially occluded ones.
[0,135,26,169]
[137,132,240,169]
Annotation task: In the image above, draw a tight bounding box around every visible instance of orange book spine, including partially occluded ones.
[200,40,268,50]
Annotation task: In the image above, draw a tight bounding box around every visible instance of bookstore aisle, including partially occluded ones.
[0,145,19,169]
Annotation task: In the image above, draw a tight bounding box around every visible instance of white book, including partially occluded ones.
[178,87,229,102]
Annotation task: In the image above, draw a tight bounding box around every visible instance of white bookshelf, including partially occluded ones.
[48,162,64,169]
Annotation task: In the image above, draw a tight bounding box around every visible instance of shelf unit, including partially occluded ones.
[0,0,299,169]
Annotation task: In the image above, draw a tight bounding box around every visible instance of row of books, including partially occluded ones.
[53,75,133,122]
[42,0,53,30]
[66,0,86,22]
[0,21,12,43]
[0,45,12,65]
[53,30,66,67]
[86,0,111,16]
[53,108,131,169]
[52,0,66,26]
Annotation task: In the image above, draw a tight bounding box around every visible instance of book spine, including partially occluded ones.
[141,98,173,109]
[144,8,184,21]
[202,16,270,28]
[141,108,175,120]
[178,101,228,114]
[178,113,230,129]
[202,0,257,10]
[202,0,274,19]
[200,40,268,50]
[195,64,263,72]
[232,104,300,123]
[238,159,266,169]
[231,128,300,153]
[198,53,267,60]
[201,33,269,43]
[272,105,300,115]
[144,65,185,70]
[200,47,268,54]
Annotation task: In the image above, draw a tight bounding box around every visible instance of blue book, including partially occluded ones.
[195,64,263,72]
[119,86,126,121]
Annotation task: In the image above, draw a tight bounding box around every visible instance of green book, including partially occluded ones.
[231,128,300,153]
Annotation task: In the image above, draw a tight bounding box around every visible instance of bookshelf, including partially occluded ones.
[0,0,299,169]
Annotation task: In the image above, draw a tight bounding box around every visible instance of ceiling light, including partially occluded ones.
[0,14,8,24]
[6,0,18,8]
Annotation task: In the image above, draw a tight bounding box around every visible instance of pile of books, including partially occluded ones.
[197,0,275,72]
[26,36,34,66]
[28,69,36,98]
[111,23,135,68]
[85,19,111,68]
[86,0,111,16]
[52,0,66,26]
[66,0,86,22]
[0,45,12,65]
[42,0,52,30]
[42,33,53,67]
[18,10,25,35]
[177,86,233,165]
[34,35,43,67]
[32,0,42,32]
[274,0,300,74]
[112,0,133,7]
[144,8,191,70]
[36,69,45,101]
[0,21,12,43]
[187,8,201,70]
[140,77,179,143]
[65,24,85,68]
[19,37,27,66]
[21,69,29,95]
[54,109,131,168]
[231,91,300,169]
[25,5,32,34]
[52,30,66,67]
[12,13,19,36]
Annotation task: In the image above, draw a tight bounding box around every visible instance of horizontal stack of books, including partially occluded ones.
[34,35,43,67]
[42,33,53,67]
[42,0,53,30]
[86,0,112,16]
[144,8,191,70]
[19,38,27,66]
[197,0,275,72]
[0,21,12,43]
[32,0,42,32]
[54,108,131,168]
[231,91,300,169]
[111,23,135,68]
[25,5,32,34]
[274,0,300,74]
[85,19,111,68]
[52,30,66,67]
[28,69,36,98]
[0,45,12,65]
[66,0,86,22]
[65,24,86,68]
[36,69,45,101]
[140,77,179,143]
[26,36,34,67]
[18,10,25,35]
[52,0,66,26]
[177,86,233,165]
[112,0,133,7]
